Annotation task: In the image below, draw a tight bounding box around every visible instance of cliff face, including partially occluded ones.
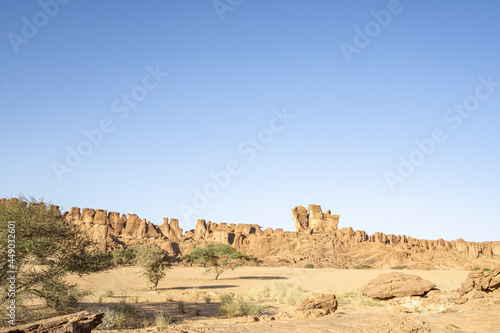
[2,198,499,270]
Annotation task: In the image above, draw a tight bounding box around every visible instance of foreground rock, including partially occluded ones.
[360,272,436,300]
[456,266,500,296]
[295,293,338,318]
[1,311,103,333]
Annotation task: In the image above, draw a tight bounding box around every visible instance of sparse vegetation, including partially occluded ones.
[204,295,212,304]
[95,301,137,330]
[154,311,172,328]
[304,264,315,269]
[190,288,201,302]
[219,293,262,318]
[134,244,170,290]
[96,287,114,303]
[113,248,136,266]
[391,265,410,270]
[177,300,186,313]
[352,264,373,269]
[268,282,307,306]
[182,243,257,280]
[472,267,491,272]
[278,258,290,265]
[337,291,381,307]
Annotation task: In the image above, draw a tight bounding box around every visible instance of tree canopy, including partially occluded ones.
[182,243,257,280]
[0,195,113,322]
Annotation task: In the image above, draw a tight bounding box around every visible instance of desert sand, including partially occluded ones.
[67,266,500,332]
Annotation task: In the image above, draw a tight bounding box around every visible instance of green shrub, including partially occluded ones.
[304,264,314,269]
[391,265,410,270]
[95,301,137,330]
[472,267,481,271]
[182,243,257,280]
[0,196,112,314]
[113,248,136,266]
[484,268,491,272]
[219,293,262,318]
[278,259,290,264]
[352,264,373,269]
[134,245,170,290]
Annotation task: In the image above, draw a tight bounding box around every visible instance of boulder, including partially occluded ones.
[360,272,436,300]
[297,293,338,318]
[1,311,103,333]
[457,266,500,296]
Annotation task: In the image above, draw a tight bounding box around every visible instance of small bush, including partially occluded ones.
[204,295,212,304]
[391,265,410,270]
[269,282,307,306]
[472,267,481,271]
[219,293,262,318]
[190,288,201,302]
[177,301,186,313]
[484,268,491,272]
[95,301,137,330]
[95,287,114,303]
[352,264,373,269]
[337,291,381,307]
[278,259,290,264]
[304,264,314,269]
[115,300,137,317]
[154,311,171,328]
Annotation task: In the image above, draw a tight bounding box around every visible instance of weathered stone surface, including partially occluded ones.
[292,206,309,233]
[360,272,436,300]
[1,311,103,333]
[292,204,339,234]
[298,293,338,315]
[195,219,207,239]
[457,266,500,296]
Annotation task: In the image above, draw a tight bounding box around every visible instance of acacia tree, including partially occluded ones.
[0,195,113,319]
[134,244,170,290]
[182,243,257,280]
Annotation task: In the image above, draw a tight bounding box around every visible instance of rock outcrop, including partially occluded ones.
[456,266,500,296]
[292,204,339,234]
[2,198,499,270]
[360,272,436,300]
[1,311,103,333]
[298,293,338,317]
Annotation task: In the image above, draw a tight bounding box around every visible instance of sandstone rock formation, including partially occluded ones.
[456,266,500,296]
[360,272,436,300]
[292,205,339,234]
[2,198,500,270]
[1,311,103,333]
[298,293,338,316]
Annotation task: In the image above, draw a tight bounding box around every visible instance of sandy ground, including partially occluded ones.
[70,266,470,296]
[63,266,500,332]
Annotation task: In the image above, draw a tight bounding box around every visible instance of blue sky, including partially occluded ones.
[1,0,499,242]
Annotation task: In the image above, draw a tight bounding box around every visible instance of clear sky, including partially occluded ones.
[1,0,499,242]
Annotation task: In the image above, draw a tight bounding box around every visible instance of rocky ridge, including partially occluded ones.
[1,199,499,269]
